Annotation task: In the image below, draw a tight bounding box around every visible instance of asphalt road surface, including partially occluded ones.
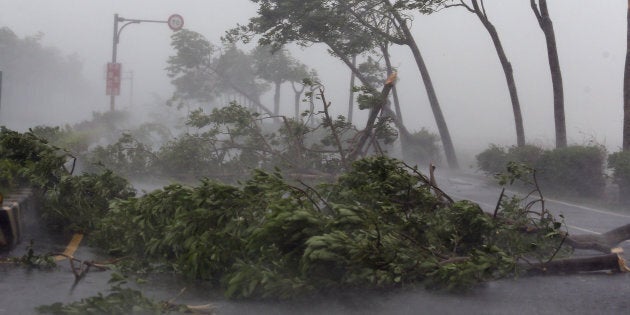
[437,169,630,253]
[2,171,630,314]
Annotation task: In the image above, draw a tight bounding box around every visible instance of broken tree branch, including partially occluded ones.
[347,72,397,162]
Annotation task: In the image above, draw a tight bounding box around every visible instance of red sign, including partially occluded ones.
[106,63,122,96]
[167,14,184,31]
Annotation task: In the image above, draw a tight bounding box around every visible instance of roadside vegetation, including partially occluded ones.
[1,121,568,302]
[476,144,608,199]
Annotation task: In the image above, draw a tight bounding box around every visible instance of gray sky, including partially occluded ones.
[0,0,626,160]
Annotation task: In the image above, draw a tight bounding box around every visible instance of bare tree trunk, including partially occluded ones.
[326,42,412,160]
[348,55,357,123]
[273,81,281,116]
[381,44,412,158]
[291,82,306,120]
[528,223,630,275]
[531,0,566,148]
[566,223,630,253]
[347,73,397,162]
[624,0,630,150]
[467,0,526,147]
[386,3,459,169]
[526,253,623,275]
[381,45,404,127]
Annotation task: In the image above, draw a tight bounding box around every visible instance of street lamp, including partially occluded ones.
[107,13,184,111]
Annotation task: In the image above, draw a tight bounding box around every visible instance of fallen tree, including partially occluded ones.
[85,156,630,298]
[566,225,630,253]
[493,162,630,275]
[1,75,629,301]
[1,126,630,303]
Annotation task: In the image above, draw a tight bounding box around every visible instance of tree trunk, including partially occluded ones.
[388,6,459,169]
[273,81,281,116]
[291,82,305,119]
[347,73,397,162]
[566,223,630,253]
[381,45,404,127]
[526,253,623,275]
[348,55,357,123]
[471,1,526,147]
[623,0,630,150]
[326,42,411,158]
[529,223,630,275]
[381,44,412,158]
[531,0,566,148]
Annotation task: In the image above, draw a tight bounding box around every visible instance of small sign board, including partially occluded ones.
[106,63,122,96]
[167,14,184,31]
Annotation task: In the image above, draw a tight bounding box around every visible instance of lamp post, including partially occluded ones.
[108,13,184,111]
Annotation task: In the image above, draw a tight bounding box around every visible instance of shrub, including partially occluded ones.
[476,145,508,174]
[404,128,442,165]
[608,151,630,203]
[42,170,136,233]
[507,144,544,166]
[476,144,542,174]
[536,145,606,197]
[477,144,606,198]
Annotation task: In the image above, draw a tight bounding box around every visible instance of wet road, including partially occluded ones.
[2,171,630,314]
[437,169,630,253]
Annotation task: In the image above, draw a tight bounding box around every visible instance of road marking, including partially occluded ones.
[543,197,630,219]
[54,233,83,261]
[445,174,630,219]
[449,193,605,236]
[566,225,600,235]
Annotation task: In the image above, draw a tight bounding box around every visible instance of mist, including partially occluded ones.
[4,1,630,314]
[0,0,624,165]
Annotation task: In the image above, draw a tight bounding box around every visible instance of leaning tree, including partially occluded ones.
[341,0,459,168]
[531,0,566,148]
[446,0,526,147]
[167,29,273,114]
[227,0,460,168]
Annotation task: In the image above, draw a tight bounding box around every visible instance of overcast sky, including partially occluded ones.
[0,0,626,160]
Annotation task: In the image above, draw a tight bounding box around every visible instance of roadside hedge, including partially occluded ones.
[477,144,606,198]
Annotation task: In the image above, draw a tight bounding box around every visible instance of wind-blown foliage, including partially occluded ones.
[0,127,137,234]
[94,156,565,298]
[0,127,71,192]
[228,0,459,168]
[167,29,271,113]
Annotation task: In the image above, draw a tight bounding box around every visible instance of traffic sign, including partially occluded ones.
[167,14,184,31]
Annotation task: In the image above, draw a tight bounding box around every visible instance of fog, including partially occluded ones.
[0,0,625,163]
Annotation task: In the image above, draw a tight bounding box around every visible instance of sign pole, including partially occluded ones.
[107,13,183,111]
[0,71,3,115]
[110,14,119,111]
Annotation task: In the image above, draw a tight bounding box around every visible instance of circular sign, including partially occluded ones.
[167,14,184,31]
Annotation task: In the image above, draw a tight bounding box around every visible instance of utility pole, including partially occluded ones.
[0,71,3,113]
[107,13,184,111]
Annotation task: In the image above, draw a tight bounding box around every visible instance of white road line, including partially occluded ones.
[498,188,630,219]
[544,197,630,219]
[566,225,600,235]
[446,175,630,219]
[449,193,603,236]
